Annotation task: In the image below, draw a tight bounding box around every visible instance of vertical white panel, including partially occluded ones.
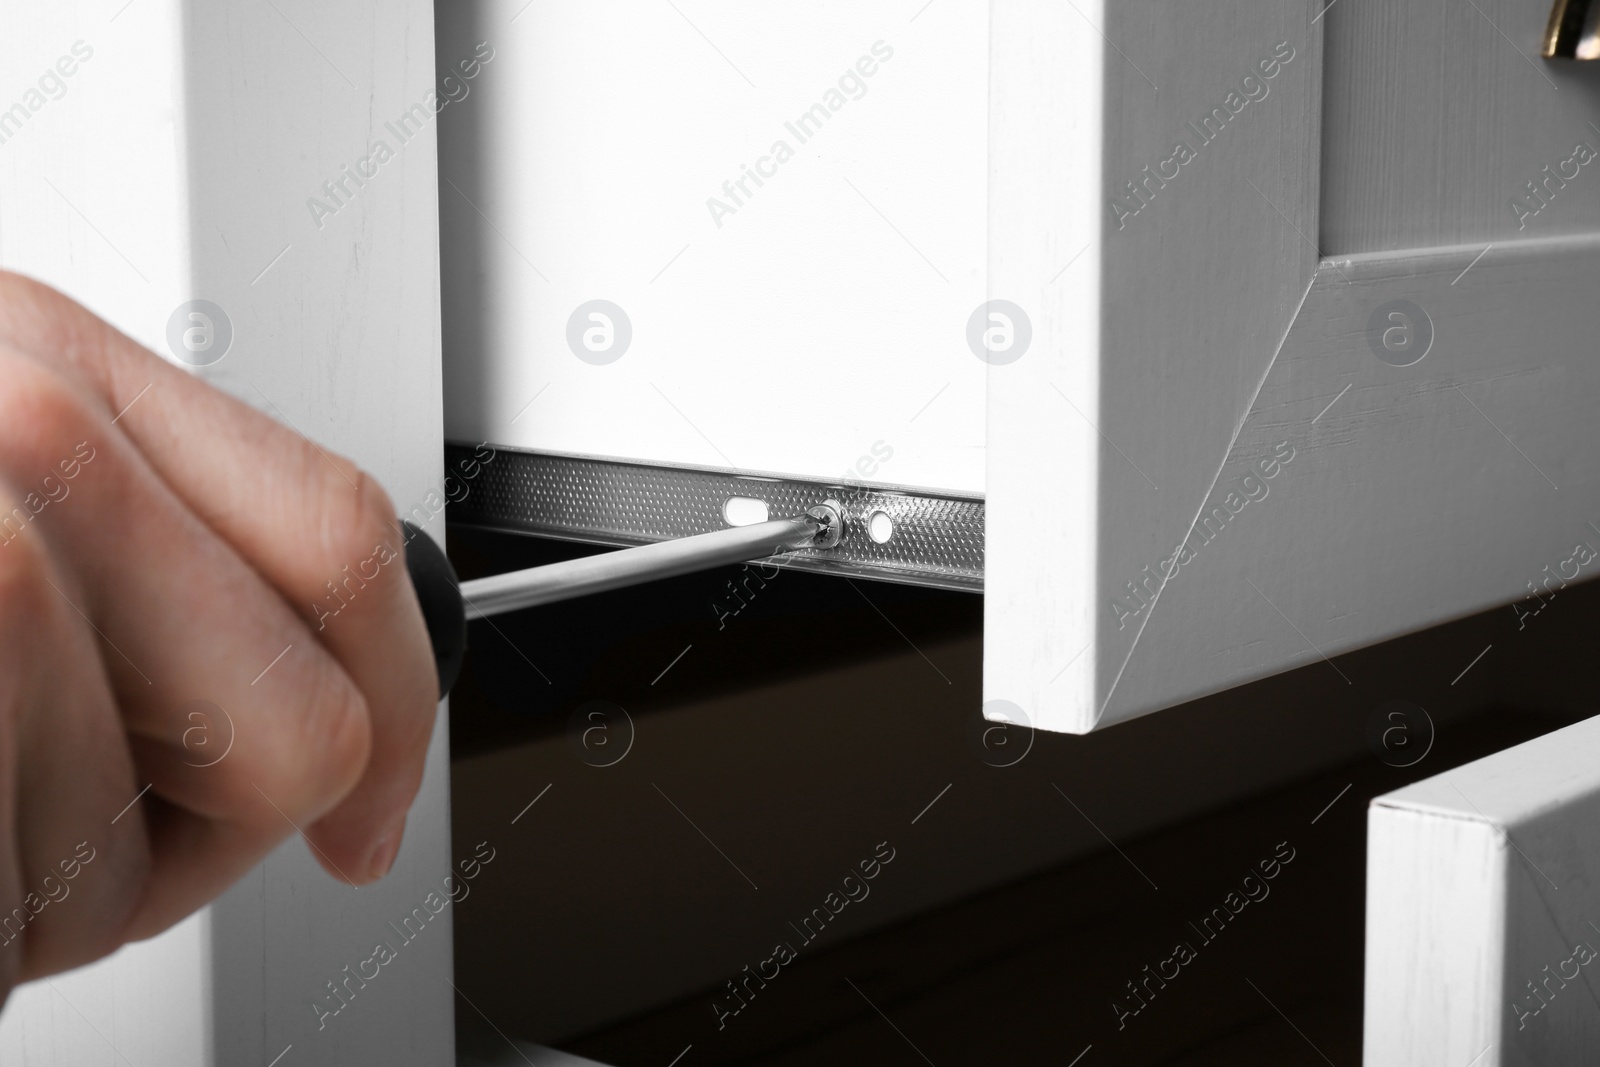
[983,0,1102,739]
[0,912,211,1066]
[438,1,989,494]
[1364,806,1505,1065]
[984,0,1322,733]
[0,1,206,1061]
[0,0,191,337]
[0,1,454,1063]
[182,0,454,1062]
[1366,713,1600,1064]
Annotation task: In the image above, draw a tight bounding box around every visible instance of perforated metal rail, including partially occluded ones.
[444,443,985,592]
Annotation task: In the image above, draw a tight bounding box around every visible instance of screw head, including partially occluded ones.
[805,500,845,549]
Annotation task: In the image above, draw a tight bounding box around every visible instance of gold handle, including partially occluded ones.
[1545,0,1600,58]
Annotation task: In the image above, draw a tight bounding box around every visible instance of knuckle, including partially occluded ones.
[292,664,373,820]
[234,655,371,829]
[375,711,435,818]
[0,356,99,473]
[0,487,59,625]
[315,461,401,577]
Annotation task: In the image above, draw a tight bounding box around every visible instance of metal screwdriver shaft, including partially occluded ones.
[459,513,829,619]
[403,503,843,697]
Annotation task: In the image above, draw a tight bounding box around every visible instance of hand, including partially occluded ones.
[0,271,438,993]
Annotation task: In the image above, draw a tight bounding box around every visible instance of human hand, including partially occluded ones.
[0,271,438,993]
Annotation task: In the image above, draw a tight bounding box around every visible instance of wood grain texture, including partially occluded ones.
[985,0,1324,733]
[1366,713,1600,1065]
[182,2,456,1063]
[986,0,1600,732]
[1323,0,1600,252]
[1099,234,1600,725]
[0,1,455,1064]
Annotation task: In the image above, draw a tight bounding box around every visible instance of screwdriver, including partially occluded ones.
[401,501,844,697]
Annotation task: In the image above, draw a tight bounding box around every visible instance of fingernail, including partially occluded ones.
[366,819,405,881]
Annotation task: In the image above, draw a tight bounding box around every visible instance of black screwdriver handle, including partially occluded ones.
[401,521,466,699]
[402,500,842,698]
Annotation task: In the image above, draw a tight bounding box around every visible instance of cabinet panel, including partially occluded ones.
[986,0,1600,733]
[1367,713,1600,1064]
[437,1,989,495]
[0,1,454,1064]
[1322,0,1600,253]
[985,0,1323,733]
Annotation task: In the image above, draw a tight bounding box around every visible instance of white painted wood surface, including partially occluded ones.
[997,225,1600,734]
[1086,232,1600,728]
[983,0,1600,734]
[1323,0,1600,253]
[985,0,1324,734]
[0,1,454,1063]
[437,1,988,495]
[1366,713,1600,1065]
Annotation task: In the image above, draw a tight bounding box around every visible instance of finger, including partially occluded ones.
[0,273,438,882]
[0,477,150,979]
[0,351,374,932]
